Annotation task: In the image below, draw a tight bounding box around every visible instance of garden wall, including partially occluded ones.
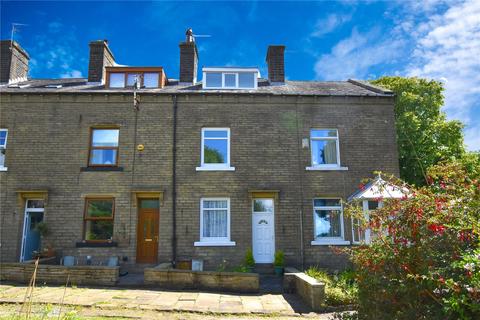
[0,263,119,286]
[283,267,325,312]
[144,267,259,293]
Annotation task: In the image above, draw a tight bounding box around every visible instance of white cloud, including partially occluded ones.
[59,70,83,78]
[314,28,405,80]
[406,0,480,151]
[311,14,352,37]
[48,21,62,33]
[312,0,480,151]
[28,21,84,79]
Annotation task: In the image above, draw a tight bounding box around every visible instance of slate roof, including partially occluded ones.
[0,78,393,97]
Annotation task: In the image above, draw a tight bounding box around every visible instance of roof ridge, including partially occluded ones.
[347,79,393,95]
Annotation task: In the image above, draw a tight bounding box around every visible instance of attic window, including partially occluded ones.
[202,68,258,89]
[105,67,166,89]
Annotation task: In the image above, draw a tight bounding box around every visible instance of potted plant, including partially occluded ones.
[35,222,55,257]
[244,248,255,273]
[274,250,284,276]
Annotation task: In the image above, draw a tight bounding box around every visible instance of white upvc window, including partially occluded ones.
[306,129,348,171]
[109,73,125,88]
[352,200,383,245]
[196,128,235,171]
[195,198,235,246]
[0,129,8,171]
[311,198,350,245]
[202,68,258,89]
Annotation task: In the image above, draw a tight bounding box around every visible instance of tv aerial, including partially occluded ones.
[185,28,211,43]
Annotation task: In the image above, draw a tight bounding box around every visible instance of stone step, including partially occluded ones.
[121,263,156,274]
[255,263,275,274]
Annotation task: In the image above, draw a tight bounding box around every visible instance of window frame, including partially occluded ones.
[105,67,165,89]
[195,197,235,246]
[197,128,234,171]
[223,73,238,88]
[0,129,8,170]
[352,200,383,245]
[83,197,115,242]
[311,198,350,245]
[202,68,258,90]
[309,129,341,168]
[252,198,275,214]
[88,127,120,167]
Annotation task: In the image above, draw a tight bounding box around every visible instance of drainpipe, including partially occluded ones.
[295,97,305,270]
[171,95,178,267]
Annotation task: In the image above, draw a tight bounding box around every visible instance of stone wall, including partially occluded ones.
[283,267,325,312]
[0,263,119,286]
[144,267,259,293]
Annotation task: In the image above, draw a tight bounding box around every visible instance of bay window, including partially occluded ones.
[352,200,383,244]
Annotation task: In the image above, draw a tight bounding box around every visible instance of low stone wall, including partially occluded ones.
[283,267,325,312]
[0,263,119,286]
[144,267,259,293]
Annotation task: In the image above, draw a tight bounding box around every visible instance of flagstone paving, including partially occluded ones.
[0,283,313,316]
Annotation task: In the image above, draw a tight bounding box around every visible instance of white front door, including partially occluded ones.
[252,199,275,263]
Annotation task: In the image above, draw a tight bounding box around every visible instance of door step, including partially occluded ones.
[121,263,157,274]
[255,263,274,274]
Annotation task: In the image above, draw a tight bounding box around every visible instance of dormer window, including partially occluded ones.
[202,68,258,89]
[105,67,166,89]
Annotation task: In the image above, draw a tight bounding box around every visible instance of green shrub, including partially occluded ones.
[244,248,255,267]
[233,265,249,273]
[274,250,284,267]
[305,266,358,306]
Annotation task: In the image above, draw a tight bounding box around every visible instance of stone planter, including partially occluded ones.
[144,267,259,293]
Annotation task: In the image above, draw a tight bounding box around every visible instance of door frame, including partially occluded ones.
[20,199,45,262]
[252,198,275,264]
[135,199,160,264]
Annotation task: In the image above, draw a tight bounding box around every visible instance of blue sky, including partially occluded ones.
[1,0,479,151]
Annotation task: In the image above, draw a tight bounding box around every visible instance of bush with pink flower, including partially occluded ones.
[344,161,479,319]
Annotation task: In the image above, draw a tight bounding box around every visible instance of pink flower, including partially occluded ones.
[428,224,446,235]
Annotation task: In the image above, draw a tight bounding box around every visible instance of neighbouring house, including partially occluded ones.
[0,30,399,271]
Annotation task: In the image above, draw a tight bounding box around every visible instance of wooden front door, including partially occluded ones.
[136,199,159,264]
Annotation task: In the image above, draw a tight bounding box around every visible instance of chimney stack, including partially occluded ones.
[87,40,115,83]
[0,40,29,84]
[179,28,198,84]
[266,45,285,84]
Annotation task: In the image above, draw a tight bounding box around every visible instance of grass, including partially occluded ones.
[305,267,358,307]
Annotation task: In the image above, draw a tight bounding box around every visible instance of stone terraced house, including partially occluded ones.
[0,30,399,271]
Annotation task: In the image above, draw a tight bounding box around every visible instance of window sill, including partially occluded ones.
[0,167,7,172]
[80,167,124,172]
[306,166,348,171]
[196,166,236,172]
[194,241,236,247]
[76,241,118,248]
[352,241,371,245]
[311,240,350,246]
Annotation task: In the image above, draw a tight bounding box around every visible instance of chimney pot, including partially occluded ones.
[266,45,285,84]
[0,40,29,84]
[87,40,116,83]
